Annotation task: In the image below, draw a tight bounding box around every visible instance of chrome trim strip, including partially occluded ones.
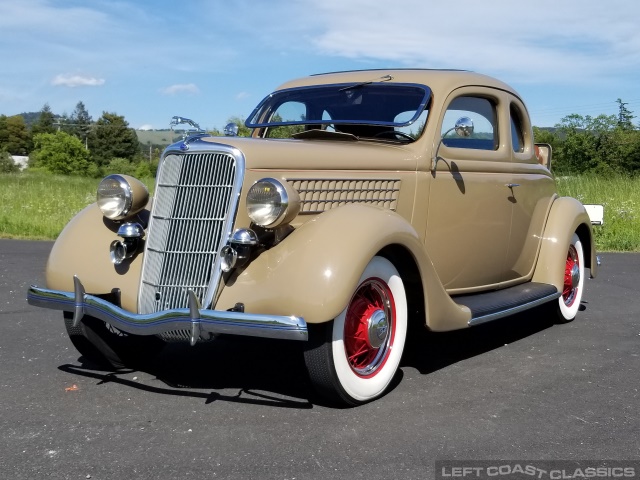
[28,283,308,342]
[467,292,561,327]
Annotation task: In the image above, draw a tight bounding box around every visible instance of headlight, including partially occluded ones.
[246,178,300,228]
[97,174,149,220]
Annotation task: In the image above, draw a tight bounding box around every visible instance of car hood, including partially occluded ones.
[196,136,420,172]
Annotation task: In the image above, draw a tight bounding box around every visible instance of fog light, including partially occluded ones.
[220,245,238,272]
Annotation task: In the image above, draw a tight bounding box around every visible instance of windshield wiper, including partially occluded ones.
[291,129,358,141]
[337,74,393,92]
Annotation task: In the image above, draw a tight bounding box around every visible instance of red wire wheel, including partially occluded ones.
[562,244,580,307]
[303,256,408,405]
[556,233,584,323]
[343,278,395,378]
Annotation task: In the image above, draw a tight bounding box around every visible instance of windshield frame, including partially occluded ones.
[246,82,432,129]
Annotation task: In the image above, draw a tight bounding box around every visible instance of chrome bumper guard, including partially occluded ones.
[27,276,308,344]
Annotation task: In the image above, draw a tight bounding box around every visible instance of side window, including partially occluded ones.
[442,96,497,150]
[510,104,525,153]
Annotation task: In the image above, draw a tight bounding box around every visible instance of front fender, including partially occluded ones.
[532,196,597,290]
[45,203,144,313]
[216,204,471,328]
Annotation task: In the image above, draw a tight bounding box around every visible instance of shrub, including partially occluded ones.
[0,151,20,173]
[103,158,136,176]
[30,132,92,175]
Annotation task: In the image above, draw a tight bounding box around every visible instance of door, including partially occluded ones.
[425,90,513,292]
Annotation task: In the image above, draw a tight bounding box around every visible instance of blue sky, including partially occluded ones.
[1,0,639,131]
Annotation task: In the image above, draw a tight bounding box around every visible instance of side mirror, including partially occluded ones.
[224,123,239,137]
[432,116,474,170]
[454,116,474,137]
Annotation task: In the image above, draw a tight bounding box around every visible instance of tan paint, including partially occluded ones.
[46,203,144,313]
[119,175,150,216]
[215,203,471,330]
[532,196,597,288]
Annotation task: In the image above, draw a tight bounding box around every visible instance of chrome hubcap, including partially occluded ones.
[570,263,581,290]
[367,309,388,349]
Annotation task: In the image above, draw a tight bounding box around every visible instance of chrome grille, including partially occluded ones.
[139,150,238,314]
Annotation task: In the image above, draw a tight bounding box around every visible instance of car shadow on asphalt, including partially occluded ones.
[59,335,316,409]
[58,303,564,409]
[401,303,558,374]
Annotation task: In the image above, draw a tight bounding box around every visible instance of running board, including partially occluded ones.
[452,282,560,327]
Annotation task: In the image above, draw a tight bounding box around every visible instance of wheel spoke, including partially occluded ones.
[563,245,579,306]
[343,278,394,376]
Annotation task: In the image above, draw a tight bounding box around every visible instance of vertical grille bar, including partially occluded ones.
[139,149,240,314]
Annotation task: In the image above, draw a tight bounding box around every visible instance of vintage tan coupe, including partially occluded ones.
[28,69,598,405]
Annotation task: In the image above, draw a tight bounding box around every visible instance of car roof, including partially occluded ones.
[275,69,520,99]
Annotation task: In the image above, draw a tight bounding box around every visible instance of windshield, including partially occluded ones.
[246,82,431,140]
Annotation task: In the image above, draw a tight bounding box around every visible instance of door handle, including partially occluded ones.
[506,183,520,188]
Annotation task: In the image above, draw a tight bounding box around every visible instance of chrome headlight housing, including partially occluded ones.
[97,174,149,220]
[246,178,300,228]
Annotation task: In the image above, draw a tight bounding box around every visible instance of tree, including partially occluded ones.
[31,103,57,136]
[30,131,92,175]
[0,115,32,155]
[0,115,8,148]
[265,114,305,138]
[88,112,139,165]
[616,98,635,131]
[69,101,93,146]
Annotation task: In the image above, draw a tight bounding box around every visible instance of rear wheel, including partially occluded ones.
[63,312,165,370]
[304,256,407,406]
[555,233,585,323]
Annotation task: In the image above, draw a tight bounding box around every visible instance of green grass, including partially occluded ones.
[1,172,639,251]
[555,175,640,252]
[0,173,154,240]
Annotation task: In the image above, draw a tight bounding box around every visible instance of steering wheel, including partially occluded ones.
[373,130,414,141]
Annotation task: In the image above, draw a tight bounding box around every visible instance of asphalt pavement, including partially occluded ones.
[0,239,638,479]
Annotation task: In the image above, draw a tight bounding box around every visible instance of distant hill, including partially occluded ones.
[135,129,176,147]
[17,111,62,127]
[135,129,218,147]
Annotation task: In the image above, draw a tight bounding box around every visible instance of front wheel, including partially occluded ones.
[555,233,585,323]
[304,256,407,406]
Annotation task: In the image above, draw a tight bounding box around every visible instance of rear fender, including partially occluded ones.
[532,196,597,289]
[216,204,471,328]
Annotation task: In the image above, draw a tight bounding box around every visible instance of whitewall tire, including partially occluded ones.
[556,233,585,322]
[304,256,407,405]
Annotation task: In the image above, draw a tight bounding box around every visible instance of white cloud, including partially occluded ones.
[159,84,200,95]
[138,124,154,131]
[51,74,105,88]
[235,92,250,100]
[290,0,640,85]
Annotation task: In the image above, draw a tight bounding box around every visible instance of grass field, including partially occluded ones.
[555,175,640,251]
[0,173,154,240]
[0,172,638,251]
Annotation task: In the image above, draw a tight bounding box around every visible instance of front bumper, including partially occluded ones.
[27,276,308,344]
